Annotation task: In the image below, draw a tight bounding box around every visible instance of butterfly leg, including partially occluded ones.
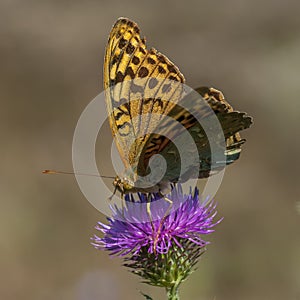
[108,185,118,201]
[146,194,155,227]
[153,196,173,253]
[108,185,128,217]
[145,194,161,254]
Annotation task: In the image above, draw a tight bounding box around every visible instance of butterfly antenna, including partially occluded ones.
[42,169,115,179]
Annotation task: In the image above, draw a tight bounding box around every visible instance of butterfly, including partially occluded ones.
[104,17,252,197]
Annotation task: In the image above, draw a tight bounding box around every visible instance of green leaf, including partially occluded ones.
[140,291,153,300]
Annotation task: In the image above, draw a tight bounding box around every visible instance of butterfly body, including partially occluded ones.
[113,175,172,196]
[104,18,253,196]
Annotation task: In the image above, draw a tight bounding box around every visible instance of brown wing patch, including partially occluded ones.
[138,87,253,177]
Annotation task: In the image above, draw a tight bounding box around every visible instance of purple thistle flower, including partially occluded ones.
[92,186,221,256]
[92,186,222,296]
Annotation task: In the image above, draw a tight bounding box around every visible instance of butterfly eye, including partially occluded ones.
[113,176,121,185]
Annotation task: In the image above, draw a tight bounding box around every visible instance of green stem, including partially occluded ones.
[166,284,180,300]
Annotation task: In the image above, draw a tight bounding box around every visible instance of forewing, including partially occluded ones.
[104,18,185,170]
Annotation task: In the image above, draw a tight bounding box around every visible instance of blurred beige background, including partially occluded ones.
[1,0,300,299]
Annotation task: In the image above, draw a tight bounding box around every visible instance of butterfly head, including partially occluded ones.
[113,175,137,196]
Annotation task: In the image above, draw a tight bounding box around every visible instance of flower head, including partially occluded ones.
[92,186,221,256]
[92,186,222,291]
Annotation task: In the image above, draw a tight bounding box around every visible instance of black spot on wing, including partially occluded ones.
[167,65,177,73]
[116,71,125,83]
[147,57,156,64]
[139,47,146,54]
[132,56,140,65]
[125,66,135,79]
[158,66,166,74]
[126,43,135,55]
[118,38,127,49]
[138,67,149,78]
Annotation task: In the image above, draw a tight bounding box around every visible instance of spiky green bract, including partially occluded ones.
[124,239,206,299]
